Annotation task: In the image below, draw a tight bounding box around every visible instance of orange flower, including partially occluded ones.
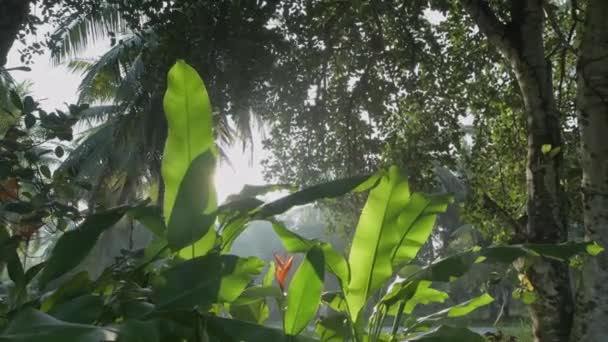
[273,253,294,292]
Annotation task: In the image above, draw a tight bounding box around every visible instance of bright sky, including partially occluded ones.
[6,37,268,204]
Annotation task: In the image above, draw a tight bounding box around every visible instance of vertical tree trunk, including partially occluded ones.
[462,1,572,341]
[570,1,608,340]
[0,0,30,66]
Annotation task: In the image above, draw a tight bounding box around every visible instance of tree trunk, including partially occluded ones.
[0,0,30,66]
[462,1,572,341]
[570,1,608,340]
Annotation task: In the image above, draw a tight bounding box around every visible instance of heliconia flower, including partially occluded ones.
[273,253,294,293]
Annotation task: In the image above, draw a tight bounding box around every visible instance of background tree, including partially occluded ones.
[571,1,608,340]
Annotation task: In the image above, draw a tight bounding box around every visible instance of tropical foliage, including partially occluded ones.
[0,61,599,342]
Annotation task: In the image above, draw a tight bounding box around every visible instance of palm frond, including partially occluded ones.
[67,59,94,74]
[78,105,121,125]
[115,54,145,102]
[58,122,117,181]
[0,68,16,108]
[50,6,127,65]
[76,34,144,104]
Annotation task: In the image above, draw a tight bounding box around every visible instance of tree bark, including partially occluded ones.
[0,0,31,67]
[570,1,608,340]
[462,1,572,341]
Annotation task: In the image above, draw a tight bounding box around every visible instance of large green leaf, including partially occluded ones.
[224,183,295,203]
[391,193,451,266]
[321,292,348,312]
[229,300,270,324]
[127,206,166,238]
[229,265,280,324]
[284,246,325,336]
[445,294,494,318]
[220,175,380,253]
[162,59,216,221]
[254,174,379,218]
[316,314,351,342]
[346,166,411,322]
[409,241,601,283]
[38,207,126,288]
[392,281,449,316]
[0,309,107,341]
[414,293,494,328]
[176,219,218,259]
[153,254,264,311]
[204,315,318,342]
[166,150,217,252]
[232,286,283,306]
[0,226,24,290]
[272,221,349,286]
[219,215,250,253]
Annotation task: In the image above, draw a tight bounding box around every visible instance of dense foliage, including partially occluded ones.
[0,61,600,341]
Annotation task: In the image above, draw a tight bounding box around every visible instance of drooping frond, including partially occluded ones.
[57,122,116,180]
[76,34,145,104]
[50,6,127,65]
[0,68,16,109]
[67,59,94,74]
[115,54,145,103]
[78,105,121,125]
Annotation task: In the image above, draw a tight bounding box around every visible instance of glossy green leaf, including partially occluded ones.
[446,293,493,317]
[166,151,217,252]
[38,207,126,288]
[284,246,325,336]
[0,226,24,289]
[321,292,347,312]
[153,254,264,311]
[411,241,601,283]
[346,166,411,322]
[176,226,217,259]
[415,293,494,325]
[232,286,283,306]
[586,242,604,256]
[24,262,45,284]
[128,206,166,238]
[230,300,270,324]
[255,174,377,218]
[0,308,107,341]
[316,314,351,342]
[162,59,216,221]
[233,183,295,199]
[220,216,250,253]
[263,261,276,287]
[402,281,448,315]
[392,193,451,266]
[406,325,485,342]
[524,241,604,261]
[272,221,349,287]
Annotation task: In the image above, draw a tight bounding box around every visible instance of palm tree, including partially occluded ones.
[50,2,276,209]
